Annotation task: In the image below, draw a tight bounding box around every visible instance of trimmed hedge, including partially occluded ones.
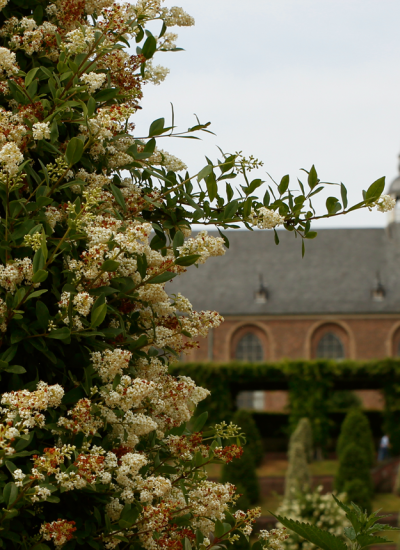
[171,359,400,452]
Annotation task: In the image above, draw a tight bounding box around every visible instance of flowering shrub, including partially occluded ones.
[0,0,394,548]
[276,487,349,550]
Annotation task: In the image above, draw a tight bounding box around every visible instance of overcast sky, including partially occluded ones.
[134,0,400,228]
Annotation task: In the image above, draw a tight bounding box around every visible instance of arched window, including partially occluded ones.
[316,332,344,359]
[235,333,264,361]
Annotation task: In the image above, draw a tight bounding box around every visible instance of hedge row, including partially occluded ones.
[170,359,400,453]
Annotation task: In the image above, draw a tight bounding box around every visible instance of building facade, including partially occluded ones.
[169,176,400,410]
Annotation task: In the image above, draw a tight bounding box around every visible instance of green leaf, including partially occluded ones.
[148,272,177,284]
[365,177,385,201]
[110,184,127,212]
[305,231,317,239]
[174,255,200,267]
[14,431,33,451]
[142,34,157,59]
[173,230,184,256]
[25,289,48,302]
[33,248,45,273]
[214,519,225,538]
[36,301,50,329]
[190,412,208,433]
[136,254,148,280]
[224,199,239,220]
[340,183,348,209]
[47,327,71,340]
[65,137,84,166]
[278,175,290,195]
[183,538,192,550]
[307,165,319,189]
[326,196,341,215]
[206,171,218,201]
[271,514,347,550]
[91,302,107,328]
[101,259,120,272]
[149,117,165,137]
[357,535,390,549]
[32,545,51,550]
[94,87,119,102]
[4,365,26,374]
[344,527,356,541]
[25,67,40,88]
[3,482,18,507]
[197,164,212,183]
[32,269,48,284]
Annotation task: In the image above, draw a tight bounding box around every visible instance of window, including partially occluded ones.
[316,332,344,359]
[235,333,264,361]
[236,391,265,410]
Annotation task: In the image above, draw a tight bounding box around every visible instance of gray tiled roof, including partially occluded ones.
[168,227,400,315]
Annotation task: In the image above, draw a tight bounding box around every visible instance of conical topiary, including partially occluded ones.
[289,417,314,463]
[336,410,375,467]
[284,441,311,499]
[343,478,372,514]
[335,442,373,507]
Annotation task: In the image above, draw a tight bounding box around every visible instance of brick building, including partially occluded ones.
[170,176,400,411]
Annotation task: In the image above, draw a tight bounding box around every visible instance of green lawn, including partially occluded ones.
[258,493,400,517]
[206,459,339,479]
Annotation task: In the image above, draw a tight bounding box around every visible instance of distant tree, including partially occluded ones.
[336,410,375,467]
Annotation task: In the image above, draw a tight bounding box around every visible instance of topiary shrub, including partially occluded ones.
[289,417,313,463]
[343,479,372,514]
[335,442,373,513]
[284,442,311,499]
[336,409,375,467]
[233,409,264,467]
[221,446,260,505]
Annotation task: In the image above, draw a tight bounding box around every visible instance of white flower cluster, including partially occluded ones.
[259,528,290,550]
[100,376,156,412]
[23,232,42,251]
[81,72,107,94]
[143,60,170,85]
[376,194,396,213]
[161,6,195,26]
[57,398,103,436]
[177,230,226,264]
[91,348,132,383]
[59,291,94,319]
[32,121,51,140]
[0,141,23,176]
[45,205,64,230]
[149,147,187,172]
[0,257,38,293]
[0,297,7,332]
[62,25,95,54]
[249,207,285,229]
[0,47,18,76]
[1,382,64,455]
[7,20,57,57]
